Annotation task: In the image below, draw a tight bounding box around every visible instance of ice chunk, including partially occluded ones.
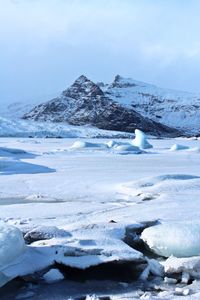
[43,268,64,283]
[132,129,153,149]
[164,277,177,284]
[170,144,190,151]
[175,287,190,296]
[70,140,107,150]
[162,255,200,277]
[141,221,200,257]
[113,144,142,154]
[0,223,25,269]
[181,271,190,284]
[140,258,163,280]
[106,140,118,148]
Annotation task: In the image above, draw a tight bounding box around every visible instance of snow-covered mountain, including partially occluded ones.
[104,75,200,134]
[22,75,179,137]
[0,102,38,120]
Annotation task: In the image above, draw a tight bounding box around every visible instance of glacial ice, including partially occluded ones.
[132,129,153,149]
[170,144,190,151]
[0,223,25,269]
[142,221,200,257]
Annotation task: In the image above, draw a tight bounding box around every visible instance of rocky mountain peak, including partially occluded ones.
[111,75,138,88]
[62,75,104,99]
[73,75,90,84]
[22,75,182,137]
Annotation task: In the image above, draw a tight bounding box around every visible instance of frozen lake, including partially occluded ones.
[0,137,200,299]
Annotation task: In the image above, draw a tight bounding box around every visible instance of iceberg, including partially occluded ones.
[132,129,153,149]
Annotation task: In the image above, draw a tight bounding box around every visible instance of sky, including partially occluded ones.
[1,0,200,105]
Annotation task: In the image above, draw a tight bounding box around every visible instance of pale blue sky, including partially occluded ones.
[1,0,200,105]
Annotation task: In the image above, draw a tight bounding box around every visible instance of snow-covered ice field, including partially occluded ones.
[1,136,200,299]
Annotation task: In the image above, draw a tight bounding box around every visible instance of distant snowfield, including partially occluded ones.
[0,116,133,139]
[1,137,200,299]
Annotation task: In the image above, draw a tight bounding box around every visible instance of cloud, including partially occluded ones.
[1,0,200,105]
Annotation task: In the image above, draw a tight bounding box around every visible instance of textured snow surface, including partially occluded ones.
[0,137,200,298]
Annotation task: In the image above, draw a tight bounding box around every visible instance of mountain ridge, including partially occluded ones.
[104,75,200,134]
[22,75,180,137]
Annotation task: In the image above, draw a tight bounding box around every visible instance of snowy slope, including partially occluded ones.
[105,75,200,134]
[0,98,46,120]
[0,102,36,120]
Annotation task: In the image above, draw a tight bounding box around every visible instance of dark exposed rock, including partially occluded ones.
[23,75,181,137]
[56,260,147,282]
[24,226,71,244]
